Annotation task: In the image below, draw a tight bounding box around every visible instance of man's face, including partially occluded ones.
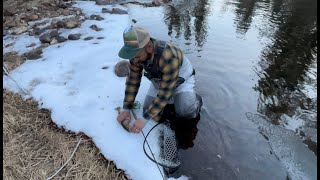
[132,48,148,66]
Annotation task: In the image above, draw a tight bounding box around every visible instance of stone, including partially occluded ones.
[4,19,16,28]
[5,43,15,48]
[62,9,71,16]
[90,25,103,31]
[76,10,81,16]
[90,14,104,21]
[96,0,113,5]
[111,8,128,14]
[23,48,43,60]
[32,20,50,28]
[34,28,46,36]
[26,43,36,47]
[50,38,58,45]
[56,21,66,28]
[84,36,94,41]
[65,18,80,29]
[39,34,52,43]
[102,66,109,69]
[102,8,112,14]
[68,33,81,40]
[49,30,59,37]
[97,37,104,39]
[58,2,68,9]
[27,14,39,21]
[13,26,28,35]
[96,16,104,21]
[56,36,67,42]
[40,43,50,48]
[4,8,17,16]
[114,60,130,77]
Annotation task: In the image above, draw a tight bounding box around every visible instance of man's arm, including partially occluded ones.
[143,45,182,120]
[123,60,143,109]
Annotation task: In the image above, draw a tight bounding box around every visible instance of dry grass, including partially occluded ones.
[3,90,129,180]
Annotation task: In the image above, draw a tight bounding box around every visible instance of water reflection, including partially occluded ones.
[163,0,210,47]
[233,0,259,35]
[248,0,317,152]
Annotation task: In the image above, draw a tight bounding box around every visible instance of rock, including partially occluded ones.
[26,43,36,47]
[4,19,16,28]
[50,38,58,45]
[132,19,137,23]
[76,10,81,16]
[5,43,15,48]
[102,8,112,13]
[20,19,28,25]
[49,30,59,37]
[56,36,67,42]
[152,0,162,6]
[4,8,17,16]
[26,14,39,21]
[65,3,73,8]
[62,9,71,16]
[49,11,60,18]
[96,0,113,5]
[84,36,94,41]
[23,48,43,60]
[13,26,28,35]
[90,14,104,21]
[90,25,103,31]
[58,2,69,9]
[33,28,46,36]
[111,8,128,14]
[96,16,104,21]
[32,20,50,28]
[114,60,130,77]
[97,37,104,39]
[68,33,81,40]
[65,18,81,29]
[56,21,66,28]
[20,13,27,20]
[39,34,52,43]
[40,43,50,48]
[102,66,109,69]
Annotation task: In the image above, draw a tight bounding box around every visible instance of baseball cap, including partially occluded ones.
[118,26,151,59]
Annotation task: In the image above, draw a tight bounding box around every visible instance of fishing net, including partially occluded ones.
[158,121,180,168]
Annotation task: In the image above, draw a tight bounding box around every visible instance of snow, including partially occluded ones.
[3,1,187,180]
[3,33,42,55]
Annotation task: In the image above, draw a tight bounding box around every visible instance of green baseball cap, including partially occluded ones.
[118,25,151,59]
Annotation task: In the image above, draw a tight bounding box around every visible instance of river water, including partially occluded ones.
[125,0,317,179]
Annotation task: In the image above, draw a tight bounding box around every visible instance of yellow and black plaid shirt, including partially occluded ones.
[123,41,183,121]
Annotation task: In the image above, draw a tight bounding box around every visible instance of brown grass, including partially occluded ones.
[3,90,129,180]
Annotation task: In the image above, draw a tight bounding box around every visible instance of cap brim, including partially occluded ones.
[118,45,144,59]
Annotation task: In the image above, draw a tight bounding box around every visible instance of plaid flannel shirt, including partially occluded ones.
[123,41,183,121]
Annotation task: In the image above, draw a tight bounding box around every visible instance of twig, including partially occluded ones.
[45,138,82,180]
[3,64,30,95]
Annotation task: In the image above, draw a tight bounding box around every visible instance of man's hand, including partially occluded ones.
[130,118,145,134]
[117,110,130,124]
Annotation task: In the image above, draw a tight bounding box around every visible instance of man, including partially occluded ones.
[117,25,202,133]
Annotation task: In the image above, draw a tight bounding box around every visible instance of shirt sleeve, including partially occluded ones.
[123,59,143,109]
[143,44,183,120]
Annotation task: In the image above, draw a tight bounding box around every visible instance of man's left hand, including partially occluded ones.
[130,118,145,134]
